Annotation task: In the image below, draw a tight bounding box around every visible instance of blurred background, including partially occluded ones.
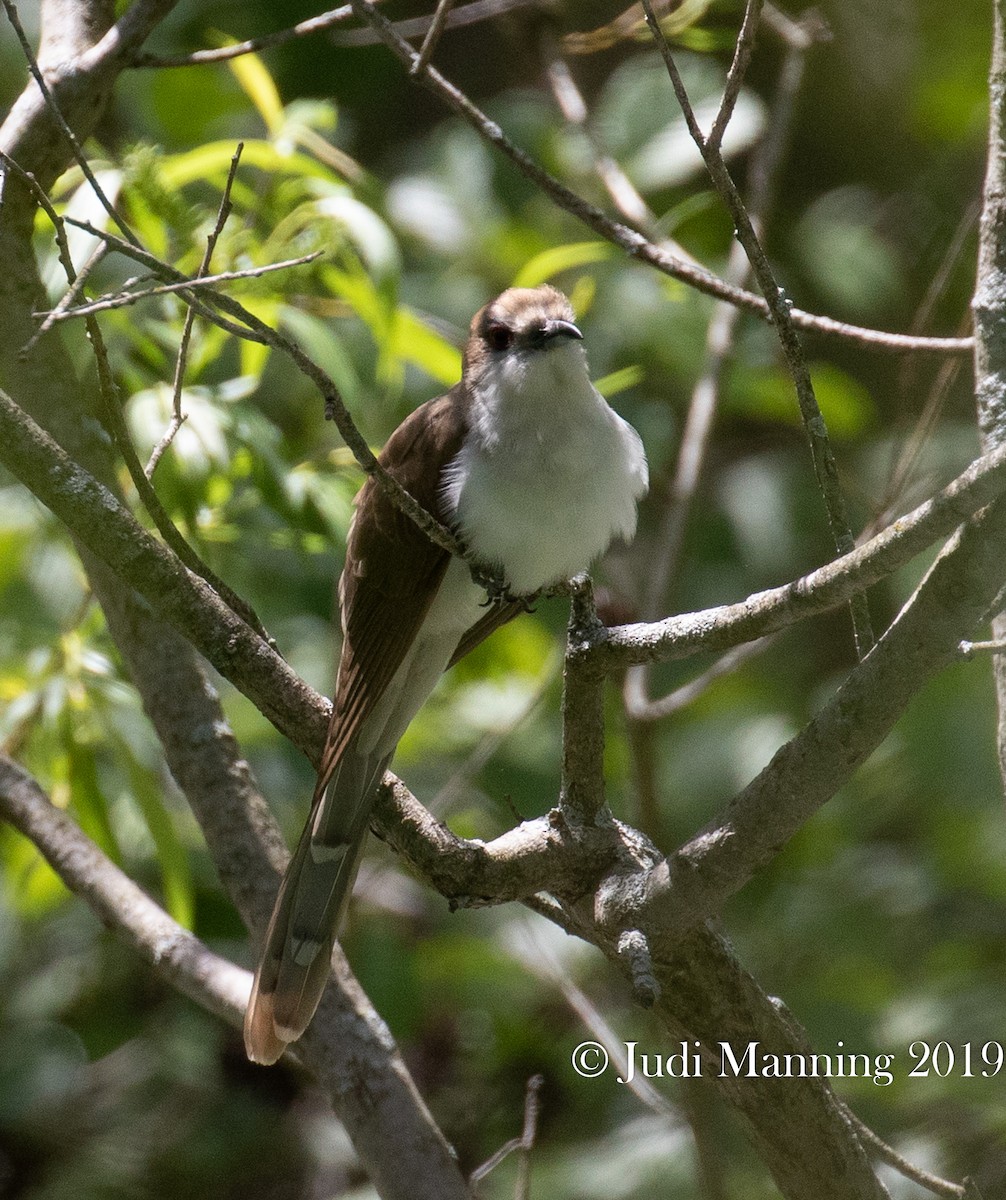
[0,0,1003,1196]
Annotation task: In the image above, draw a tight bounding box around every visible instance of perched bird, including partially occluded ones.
[244,285,649,1064]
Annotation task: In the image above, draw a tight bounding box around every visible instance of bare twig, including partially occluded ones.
[411,0,457,75]
[335,0,546,46]
[38,252,323,321]
[544,50,662,237]
[625,8,813,727]
[707,0,762,153]
[22,239,108,355]
[626,637,775,721]
[514,928,679,1116]
[59,218,467,560]
[844,1107,966,1199]
[959,637,1006,657]
[347,0,971,358]
[640,0,874,657]
[469,1074,544,1193]
[134,3,357,67]
[148,141,244,478]
[18,171,275,642]
[429,657,558,812]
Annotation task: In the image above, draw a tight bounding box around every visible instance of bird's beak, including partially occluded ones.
[541,318,583,342]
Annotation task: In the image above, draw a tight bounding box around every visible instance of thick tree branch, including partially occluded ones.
[0,753,251,1025]
[600,493,1006,949]
[972,0,1006,795]
[5,382,1006,730]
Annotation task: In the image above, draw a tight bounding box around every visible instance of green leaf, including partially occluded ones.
[391,309,461,386]
[594,364,644,397]
[513,242,614,289]
[63,713,121,864]
[126,759,195,929]
[218,40,285,137]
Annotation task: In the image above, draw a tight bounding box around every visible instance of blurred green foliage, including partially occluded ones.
[1,0,1004,1196]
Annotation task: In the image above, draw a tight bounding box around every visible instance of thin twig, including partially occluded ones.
[593,436,1006,669]
[22,173,275,643]
[411,0,457,75]
[1,0,139,247]
[844,1106,966,1199]
[959,637,1006,657]
[60,218,467,560]
[148,141,244,478]
[38,252,323,321]
[469,1074,544,1192]
[640,0,874,658]
[346,0,971,358]
[627,637,776,721]
[22,239,108,355]
[429,657,559,812]
[707,0,763,153]
[544,49,662,238]
[514,928,679,1116]
[335,0,546,45]
[625,11,811,724]
[134,3,357,67]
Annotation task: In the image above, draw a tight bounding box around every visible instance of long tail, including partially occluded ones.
[244,748,389,1064]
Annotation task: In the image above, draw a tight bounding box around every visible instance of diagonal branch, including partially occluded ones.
[346,0,970,358]
[640,0,873,657]
[601,491,1006,950]
[6,380,1006,732]
[0,754,251,1025]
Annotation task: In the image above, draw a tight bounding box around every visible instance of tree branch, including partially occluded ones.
[346,0,970,358]
[601,493,1006,950]
[641,0,873,657]
[972,0,1006,797]
[0,753,251,1026]
[5,381,1006,735]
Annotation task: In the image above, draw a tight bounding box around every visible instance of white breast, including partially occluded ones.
[440,342,648,595]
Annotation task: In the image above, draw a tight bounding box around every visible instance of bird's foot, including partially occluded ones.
[470,562,537,612]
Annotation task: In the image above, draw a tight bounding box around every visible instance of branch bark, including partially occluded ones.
[972,0,1006,796]
[0,755,251,1024]
[0,9,473,1194]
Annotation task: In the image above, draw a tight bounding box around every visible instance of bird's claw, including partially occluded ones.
[470,562,537,611]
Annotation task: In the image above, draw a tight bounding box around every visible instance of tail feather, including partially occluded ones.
[243,749,389,1064]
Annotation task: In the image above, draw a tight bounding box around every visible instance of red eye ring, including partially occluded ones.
[486,322,514,352]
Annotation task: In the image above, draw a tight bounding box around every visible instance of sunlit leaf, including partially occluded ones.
[513,242,614,289]
[126,760,194,929]
[219,40,284,137]
[391,309,461,386]
[594,365,644,397]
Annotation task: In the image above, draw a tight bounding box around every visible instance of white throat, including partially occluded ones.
[441,341,648,594]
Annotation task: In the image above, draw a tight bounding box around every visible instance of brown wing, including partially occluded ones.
[314,387,470,795]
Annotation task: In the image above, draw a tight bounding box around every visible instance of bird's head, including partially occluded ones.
[462,285,587,394]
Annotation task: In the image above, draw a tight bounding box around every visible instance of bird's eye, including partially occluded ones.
[486,322,514,352]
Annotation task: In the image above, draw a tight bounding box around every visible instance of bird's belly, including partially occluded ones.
[455,449,634,594]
